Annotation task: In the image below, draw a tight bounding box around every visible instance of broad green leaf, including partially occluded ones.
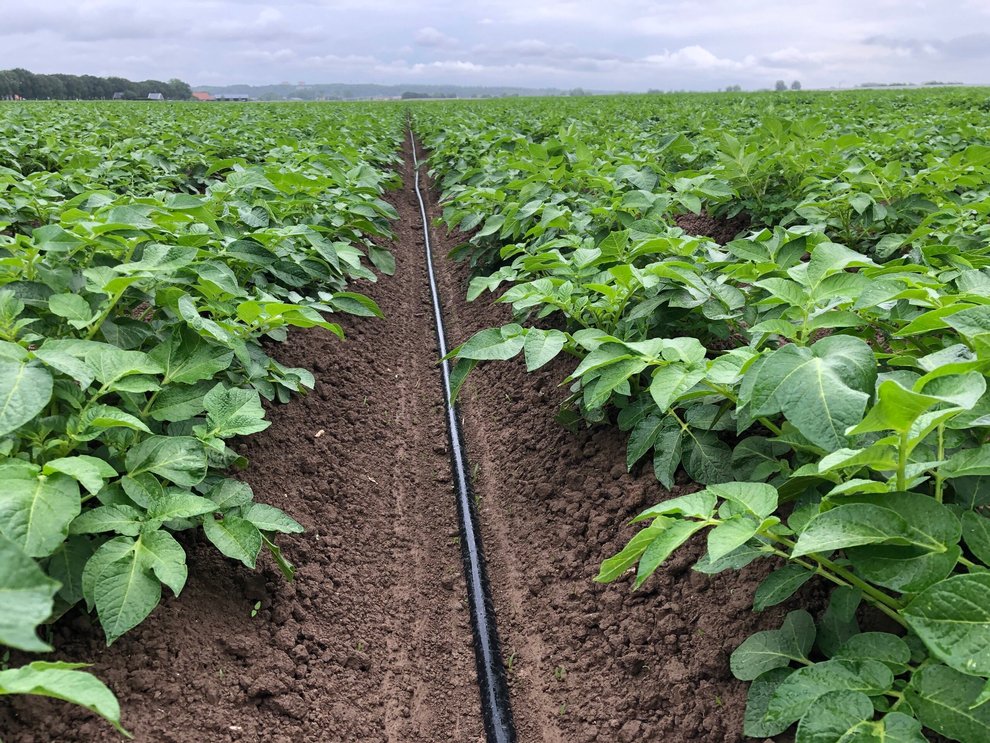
[206,479,254,509]
[0,361,53,437]
[43,456,116,495]
[750,335,875,450]
[456,326,525,361]
[125,435,207,487]
[903,573,990,676]
[848,379,939,435]
[731,610,816,681]
[75,404,151,440]
[147,382,211,422]
[649,364,705,410]
[816,587,861,658]
[48,536,95,606]
[682,430,732,484]
[707,515,761,562]
[634,491,717,521]
[652,423,683,489]
[69,505,144,537]
[149,327,233,385]
[0,474,81,557]
[793,690,875,743]
[962,511,990,567]
[48,293,94,329]
[93,539,161,645]
[136,530,187,596]
[0,534,59,651]
[905,664,990,742]
[199,384,270,438]
[145,492,217,522]
[766,659,894,726]
[523,328,566,371]
[243,503,304,534]
[0,661,127,735]
[834,633,911,673]
[753,564,814,611]
[597,521,669,584]
[634,519,706,588]
[707,482,778,519]
[203,514,262,568]
[744,668,794,738]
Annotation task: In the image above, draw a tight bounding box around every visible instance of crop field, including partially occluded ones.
[2,88,990,742]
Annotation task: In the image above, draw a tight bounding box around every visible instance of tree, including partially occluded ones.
[775,80,787,92]
[791,80,802,91]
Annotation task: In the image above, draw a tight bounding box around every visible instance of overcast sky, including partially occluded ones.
[2,0,989,90]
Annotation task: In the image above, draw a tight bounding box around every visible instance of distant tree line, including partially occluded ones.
[0,69,192,100]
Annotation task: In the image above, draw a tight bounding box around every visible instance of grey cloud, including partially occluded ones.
[0,0,986,90]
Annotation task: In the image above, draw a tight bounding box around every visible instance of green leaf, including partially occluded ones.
[766,659,894,726]
[707,481,778,519]
[744,668,794,738]
[206,479,255,509]
[147,382,211,422]
[125,435,207,487]
[649,364,705,410]
[634,491,717,521]
[70,505,144,537]
[93,539,161,645]
[136,530,187,596]
[707,515,761,562]
[848,379,939,435]
[523,328,567,371]
[794,690,875,743]
[0,474,81,557]
[0,360,53,437]
[75,404,151,440]
[816,587,861,658]
[750,335,875,450]
[149,327,233,385]
[963,511,990,567]
[753,564,814,611]
[203,514,262,568]
[0,534,59,651]
[793,499,955,558]
[0,661,127,735]
[456,325,525,361]
[243,503,304,534]
[903,573,990,677]
[905,664,990,742]
[48,293,94,329]
[634,519,706,588]
[652,423,683,489]
[834,633,911,673]
[200,384,271,438]
[43,456,117,495]
[682,430,732,484]
[730,610,816,681]
[48,536,95,606]
[146,492,217,522]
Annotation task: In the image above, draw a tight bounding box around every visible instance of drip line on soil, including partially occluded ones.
[410,131,517,743]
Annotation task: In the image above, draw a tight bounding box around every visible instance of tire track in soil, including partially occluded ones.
[0,140,482,743]
[417,140,828,743]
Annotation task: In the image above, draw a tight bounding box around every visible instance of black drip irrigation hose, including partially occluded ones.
[410,132,517,743]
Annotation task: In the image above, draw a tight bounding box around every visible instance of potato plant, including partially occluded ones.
[419,89,990,741]
[0,101,403,730]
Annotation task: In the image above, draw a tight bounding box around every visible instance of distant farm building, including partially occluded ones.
[215,93,250,102]
[112,92,125,100]
[191,92,215,101]
[147,92,164,100]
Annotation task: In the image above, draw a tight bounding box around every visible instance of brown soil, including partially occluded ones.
[1,137,820,743]
[675,211,749,244]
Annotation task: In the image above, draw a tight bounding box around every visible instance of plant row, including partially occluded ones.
[415,89,990,742]
[0,101,403,733]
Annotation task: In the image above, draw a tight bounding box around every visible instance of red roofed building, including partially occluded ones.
[191,91,214,101]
